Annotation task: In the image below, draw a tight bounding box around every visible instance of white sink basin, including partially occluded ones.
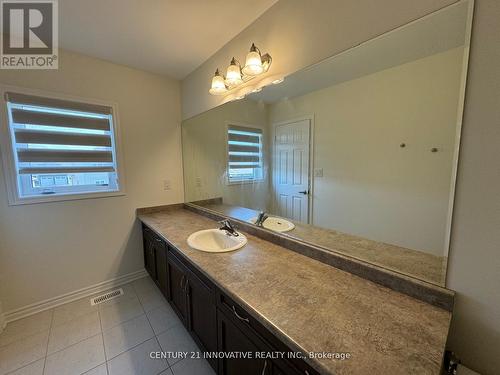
[187,229,247,253]
[249,216,295,232]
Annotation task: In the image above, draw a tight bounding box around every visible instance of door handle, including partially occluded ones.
[261,360,268,375]
[232,305,250,323]
[180,275,185,289]
[298,190,309,195]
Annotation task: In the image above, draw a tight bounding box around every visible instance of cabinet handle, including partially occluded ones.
[184,279,190,294]
[180,275,185,289]
[155,238,163,243]
[232,305,250,323]
[261,360,268,375]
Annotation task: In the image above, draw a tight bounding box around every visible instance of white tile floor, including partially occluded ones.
[0,277,215,375]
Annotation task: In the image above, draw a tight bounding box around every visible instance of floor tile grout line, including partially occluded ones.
[77,361,107,375]
[2,310,54,375]
[51,309,99,329]
[1,283,136,340]
[0,282,152,375]
[39,287,145,373]
[0,327,51,351]
[132,278,171,370]
[1,279,168,375]
[3,357,43,375]
[0,313,53,350]
[96,304,110,375]
[42,331,103,360]
[100,279,156,363]
[41,309,55,375]
[105,335,156,363]
[44,309,102,358]
[99,302,146,332]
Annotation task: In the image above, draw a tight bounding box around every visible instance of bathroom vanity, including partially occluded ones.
[138,206,452,375]
[138,2,474,373]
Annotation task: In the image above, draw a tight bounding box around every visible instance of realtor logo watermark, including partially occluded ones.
[1,0,58,69]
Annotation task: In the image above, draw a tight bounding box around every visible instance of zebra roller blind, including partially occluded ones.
[227,124,263,183]
[4,91,121,200]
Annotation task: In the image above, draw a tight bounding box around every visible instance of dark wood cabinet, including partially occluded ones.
[154,239,168,298]
[166,250,189,324]
[142,225,168,297]
[185,268,217,368]
[217,310,268,375]
[141,224,318,375]
[142,227,156,280]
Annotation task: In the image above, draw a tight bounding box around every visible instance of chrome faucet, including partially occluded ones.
[255,211,268,227]
[218,219,239,237]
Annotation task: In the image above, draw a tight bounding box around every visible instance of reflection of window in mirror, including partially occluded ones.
[226,124,263,184]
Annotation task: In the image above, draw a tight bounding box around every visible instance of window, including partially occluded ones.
[227,124,263,183]
[0,89,124,204]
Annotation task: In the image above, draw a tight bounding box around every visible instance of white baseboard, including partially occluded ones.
[4,269,148,323]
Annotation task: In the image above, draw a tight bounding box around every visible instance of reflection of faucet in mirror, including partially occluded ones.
[255,211,269,227]
[218,219,239,237]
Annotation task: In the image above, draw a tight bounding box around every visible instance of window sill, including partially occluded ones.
[7,190,126,206]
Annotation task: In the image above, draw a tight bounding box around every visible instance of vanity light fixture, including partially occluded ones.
[209,69,227,95]
[242,43,272,76]
[209,43,272,95]
[225,58,244,86]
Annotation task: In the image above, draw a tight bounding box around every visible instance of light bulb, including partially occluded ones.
[225,58,243,87]
[209,70,227,95]
[242,50,264,76]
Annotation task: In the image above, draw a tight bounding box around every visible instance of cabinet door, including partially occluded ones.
[217,310,269,375]
[186,271,217,369]
[153,239,168,298]
[167,252,189,324]
[142,229,156,280]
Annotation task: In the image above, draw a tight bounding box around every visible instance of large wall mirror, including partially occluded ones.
[182,0,473,287]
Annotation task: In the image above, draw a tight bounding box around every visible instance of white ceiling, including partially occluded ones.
[59,0,277,79]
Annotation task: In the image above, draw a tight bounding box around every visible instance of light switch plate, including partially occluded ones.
[314,168,324,177]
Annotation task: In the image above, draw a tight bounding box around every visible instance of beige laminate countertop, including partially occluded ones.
[138,207,451,375]
[199,202,447,286]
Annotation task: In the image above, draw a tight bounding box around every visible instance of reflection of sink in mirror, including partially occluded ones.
[187,229,247,253]
[249,216,295,233]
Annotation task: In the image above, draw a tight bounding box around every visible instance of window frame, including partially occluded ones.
[225,121,265,185]
[0,85,126,205]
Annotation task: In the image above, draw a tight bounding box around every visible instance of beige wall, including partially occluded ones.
[0,50,183,312]
[181,0,500,373]
[445,1,500,374]
[182,99,270,211]
[268,47,465,256]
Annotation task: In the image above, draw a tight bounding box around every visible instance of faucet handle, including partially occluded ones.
[218,219,231,227]
[218,219,238,236]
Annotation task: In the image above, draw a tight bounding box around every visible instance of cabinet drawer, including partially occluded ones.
[217,290,319,375]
